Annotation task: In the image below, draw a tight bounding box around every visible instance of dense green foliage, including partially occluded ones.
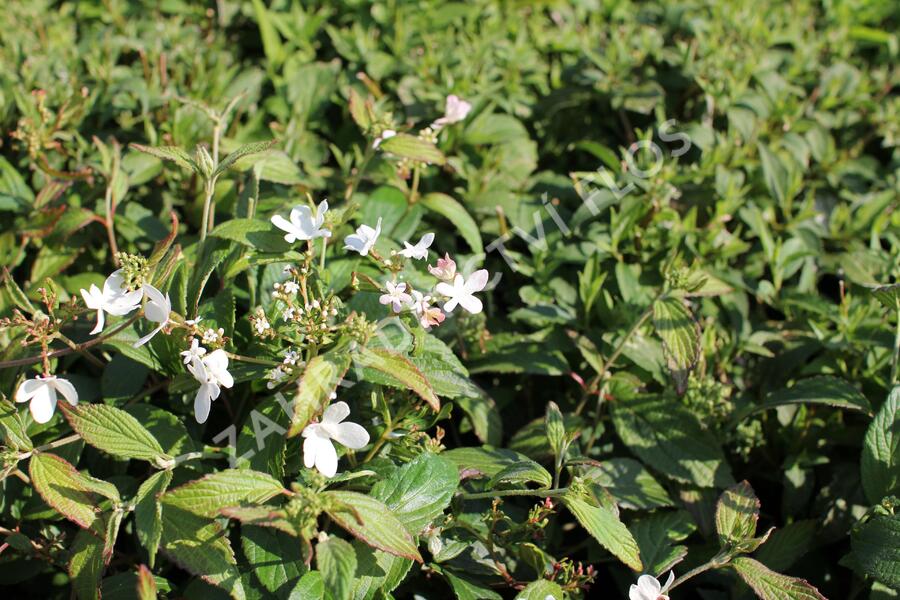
[0,0,898,598]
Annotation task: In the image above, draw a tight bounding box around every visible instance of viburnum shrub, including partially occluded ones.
[1,1,899,599]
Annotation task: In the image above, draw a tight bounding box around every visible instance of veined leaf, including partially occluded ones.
[379,133,446,165]
[316,537,356,600]
[370,452,459,534]
[161,469,286,517]
[851,514,900,588]
[241,526,307,594]
[652,296,700,393]
[715,481,760,548]
[861,386,900,504]
[210,218,290,253]
[129,144,198,174]
[135,470,173,568]
[29,453,113,532]
[286,352,352,437]
[323,491,423,562]
[487,460,553,490]
[351,542,413,600]
[355,347,440,411]
[563,490,643,571]
[738,376,873,419]
[214,140,276,177]
[0,398,32,451]
[515,580,566,600]
[731,557,825,600]
[62,403,171,465]
[420,193,483,254]
[69,528,106,600]
[580,458,673,510]
[136,564,157,600]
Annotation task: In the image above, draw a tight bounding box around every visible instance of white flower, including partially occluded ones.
[270,200,331,243]
[283,281,300,295]
[344,218,382,256]
[80,269,143,335]
[283,350,301,365]
[435,269,489,314]
[133,285,171,347]
[185,317,202,326]
[373,129,396,148]
[379,281,412,313]
[410,290,445,329]
[302,401,370,477]
[15,375,78,424]
[629,572,674,600]
[254,315,271,335]
[399,232,435,260]
[428,253,457,281]
[265,367,288,390]
[282,307,295,321]
[181,338,207,364]
[202,327,224,344]
[433,94,472,129]
[187,349,234,424]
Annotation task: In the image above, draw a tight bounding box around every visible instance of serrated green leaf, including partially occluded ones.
[161,469,285,517]
[136,565,157,600]
[135,470,173,568]
[210,218,289,253]
[580,458,673,510]
[652,296,700,393]
[130,144,199,174]
[355,346,440,412]
[851,514,900,589]
[288,571,325,600]
[62,403,170,464]
[731,557,826,600]
[323,491,423,562]
[715,481,760,548]
[611,395,733,488]
[29,453,112,532]
[316,537,356,600]
[739,376,873,419]
[159,502,245,600]
[242,526,307,594]
[862,386,900,504]
[563,491,643,571]
[866,283,900,311]
[515,579,566,600]
[631,510,695,576]
[214,140,276,178]
[370,452,459,534]
[487,460,553,490]
[69,528,106,600]
[379,133,446,165]
[0,398,32,451]
[442,569,503,600]
[286,351,352,437]
[351,542,413,600]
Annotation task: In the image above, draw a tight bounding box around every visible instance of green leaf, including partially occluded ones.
[287,572,325,600]
[715,481,760,548]
[442,569,502,600]
[515,580,566,600]
[323,491,423,562]
[135,470,173,568]
[652,296,700,393]
[29,453,114,532]
[136,565,157,600]
[316,537,357,600]
[443,447,539,479]
[611,395,734,488]
[861,386,900,504]
[545,401,566,459]
[286,351,353,437]
[188,237,233,317]
[631,510,696,575]
[755,520,817,573]
[62,403,171,465]
[0,398,32,451]
[161,469,285,517]
[757,143,790,207]
[355,347,440,412]
[563,490,643,571]
[241,526,307,594]
[580,458,673,510]
[420,193,483,254]
[159,502,245,600]
[69,528,106,600]
[851,514,900,589]
[351,542,413,600]
[129,144,199,174]
[487,460,553,490]
[739,376,873,419]
[210,218,290,253]
[731,557,826,600]
[866,282,900,311]
[251,0,285,67]
[370,452,459,534]
[379,133,446,165]
[214,140,276,178]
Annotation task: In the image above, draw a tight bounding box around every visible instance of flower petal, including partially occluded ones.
[29,384,57,424]
[661,570,675,592]
[457,294,483,314]
[52,378,79,406]
[637,574,661,594]
[464,269,489,293]
[133,324,164,348]
[89,309,105,335]
[303,435,324,468]
[314,437,338,477]
[15,378,44,403]
[322,401,350,424]
[331,422,370,450]
[194,386,212,424]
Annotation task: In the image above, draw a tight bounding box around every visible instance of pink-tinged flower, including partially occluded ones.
[379,281,412,313]
[428,253,457,281]
[629,572,675,600]
[410,291,445,329]
[433,95,472,129]
[15,375,78,424]
[399,232,434,260]
[302,401,370,477]
[79,269,143,335]
[435,269,489,314]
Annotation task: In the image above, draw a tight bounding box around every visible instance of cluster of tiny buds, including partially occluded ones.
[417,126,438,144]
[265,349,307,389]
[551,558,596,591]
[250,308,273,338]
[200,327,226,347]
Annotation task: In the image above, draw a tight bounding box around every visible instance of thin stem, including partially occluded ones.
[199,179,215,243]
[55,332,105,369]
[409,165,421,204]
[668,550,731,590]
[224,352,280,367]
[459,487,569,501]
[0,313,141,370]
